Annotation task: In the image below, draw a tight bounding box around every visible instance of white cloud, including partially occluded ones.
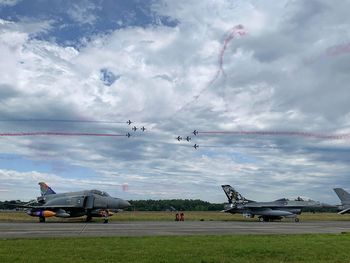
[0,0,21,6]
[0,0,350,203]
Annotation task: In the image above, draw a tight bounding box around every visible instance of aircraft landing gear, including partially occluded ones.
[258,217,269,222]
[294,217,300,222]
[39,216,45,223]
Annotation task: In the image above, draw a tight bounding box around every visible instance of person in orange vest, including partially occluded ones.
[180,212,184,221]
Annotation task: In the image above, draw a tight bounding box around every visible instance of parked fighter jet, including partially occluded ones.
[221,185,328,222]
[20,182,131,223]
[176,136,182,141]
[333,188,350,214]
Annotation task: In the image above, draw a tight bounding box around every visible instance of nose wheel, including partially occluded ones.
[294,217,300,222]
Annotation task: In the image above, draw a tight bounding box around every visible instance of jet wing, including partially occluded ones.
[338,208,350,214]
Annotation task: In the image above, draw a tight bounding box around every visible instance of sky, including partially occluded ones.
[0,0,350,204]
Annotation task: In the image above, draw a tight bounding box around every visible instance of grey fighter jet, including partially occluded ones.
[22,182,131,223]
[221,185,327,222]
[333,188,350,214]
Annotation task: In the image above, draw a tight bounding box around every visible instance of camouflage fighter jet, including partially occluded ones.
[21,182,131,223]
[221,185,329,222]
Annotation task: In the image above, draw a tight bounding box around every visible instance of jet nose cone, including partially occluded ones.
[120,199,131,209]
[112,198,131,209]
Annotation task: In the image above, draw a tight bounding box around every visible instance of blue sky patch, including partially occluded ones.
[0,0,178,47]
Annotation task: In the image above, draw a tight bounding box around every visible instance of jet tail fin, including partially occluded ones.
[221,185,247,204]
[39,182,56,196]
[333,188,350,204]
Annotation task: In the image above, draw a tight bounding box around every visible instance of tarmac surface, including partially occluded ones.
[1,221,350,238]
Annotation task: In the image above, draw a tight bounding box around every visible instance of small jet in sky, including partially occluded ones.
[333,188,350,214]
[17,182,131,223]
[193,144,199,149]
[176,136,182,141]
[185,136,191,142]
[221,185,330,222]
[126,132,131,138]
[193,130,198,136]
[141,126,146,132]
[126,120,132,125]
[132,126,137,131]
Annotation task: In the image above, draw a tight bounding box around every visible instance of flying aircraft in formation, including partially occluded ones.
[185,136,191,142]
[132,126,137,131]
[193,130,198,136]
[126,132,131,138]
[221,185,330,222]
[126,120,132,125]
[333,188,350,214]
[19,182,131,223]
[141,126,146,132]
[176,136,182,141]
[193,144,199,149]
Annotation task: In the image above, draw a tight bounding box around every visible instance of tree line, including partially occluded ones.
[0,199,338,212]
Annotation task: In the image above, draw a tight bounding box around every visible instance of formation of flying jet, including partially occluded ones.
[141,126,146,132]
[185,136,191,142]
[19,182,131,223]
[193,130,198,136]
[176,136,182,141]
[126,120,132,125]
[193,144,199,149]
[333,188,350,214]
[132,126,137,131]
[126,132,131,138]
[221,185,330,222]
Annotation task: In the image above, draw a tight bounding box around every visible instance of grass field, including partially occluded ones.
[1,210,350,222]
[1,234,350,262]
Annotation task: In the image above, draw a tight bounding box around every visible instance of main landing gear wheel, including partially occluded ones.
[259,217,268,222]
[294,218,300,222]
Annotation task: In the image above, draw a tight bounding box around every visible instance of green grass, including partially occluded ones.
[1,234,350,262]
[1,211,350,222]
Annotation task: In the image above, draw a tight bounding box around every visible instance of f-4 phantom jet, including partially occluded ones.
[20,182,131,223]
[221,185,329,222]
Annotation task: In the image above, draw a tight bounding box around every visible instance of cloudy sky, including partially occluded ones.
[0,0,349,204]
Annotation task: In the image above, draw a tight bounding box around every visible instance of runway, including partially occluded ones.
[1,221,350,238]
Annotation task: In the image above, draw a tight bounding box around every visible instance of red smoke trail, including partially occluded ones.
[207,24,246,88]
[0,119,127,124]
[326,42,350,57]
[196,130,350,140]
[304,41,350,65]
[173,25,246,116]
[0,132,126,137]
[216,24,246,80]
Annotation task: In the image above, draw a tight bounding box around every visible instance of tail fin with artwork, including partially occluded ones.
[39,182,56,196]
[221,185,249,204]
